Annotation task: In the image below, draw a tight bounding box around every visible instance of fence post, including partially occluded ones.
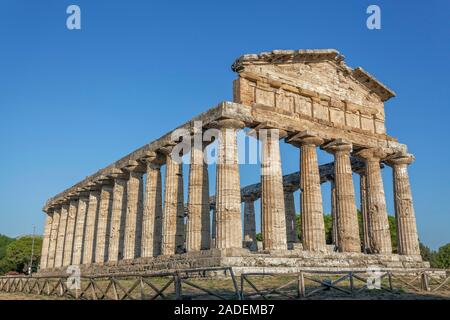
[388,272,393,291]
[349,272,354,294]
[174,273,182,300]
[298,271,305,298]
[421,272,430,292]
[228,268,241,300]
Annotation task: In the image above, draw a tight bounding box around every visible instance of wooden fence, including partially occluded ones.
[0,268,448,300]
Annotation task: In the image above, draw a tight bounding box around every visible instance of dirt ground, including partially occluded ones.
[0,274,448,300]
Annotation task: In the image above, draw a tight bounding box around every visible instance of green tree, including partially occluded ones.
[434,243,450,269]
[296,213,333,244]
[323,214,333,244]
[419,242,435,264]
[388,215,398,253]
[1,236,42,274]
[0,234,14,260]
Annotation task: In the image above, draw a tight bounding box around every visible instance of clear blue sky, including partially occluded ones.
[0,0,448,249]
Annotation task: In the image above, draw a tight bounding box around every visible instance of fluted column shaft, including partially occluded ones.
[83,190,100,264]
[141,161,163,257]
[162,153,185,255]
[387,155,420,255]
[187,141,210,252]
[243,198,257,251]
[330,180,338,247]
[260,129,287,250]
[54,204,69,268]
[215,119,244,249]
[95,184,113,263]
[72,196,88,265]
[297,136,327,252]
[284,188,297,244]
[324,142,360,252]
[357,149,392,254]
[108,177,127,262]
[47,207,61,268]
[123,170,144,260]
[358,171,371,253]
[211,208,216,246]
[39,211,53,269]
[62,200,78,266]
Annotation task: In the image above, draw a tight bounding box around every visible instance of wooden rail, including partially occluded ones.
[240,269,450,299]
[0,268,448,300]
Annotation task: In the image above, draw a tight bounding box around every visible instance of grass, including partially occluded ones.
[0,273,448,300]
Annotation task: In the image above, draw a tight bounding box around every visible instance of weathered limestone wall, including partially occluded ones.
[232,50,391,136]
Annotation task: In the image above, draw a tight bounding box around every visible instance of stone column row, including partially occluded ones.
[41,127,421,270]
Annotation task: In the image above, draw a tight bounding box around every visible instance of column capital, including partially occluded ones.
[83,182,101,192]
[43,207,54,214]
[242,193,258,203]
[283,183,298,193]
[212,118,245,130]
[385,152,415,167]
[95,175,114,187]
[107,168,128,180]
[122,160,146,173]
[321,139,352,154]
[76,188,90,199]
[66,192,80,201]
[354,147,387,160]
[140,151,165,166]
[285,131,324,147]
[158,144,186,162]
[247,123,288,140]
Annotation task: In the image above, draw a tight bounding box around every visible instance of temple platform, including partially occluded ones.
[37,248,430,277]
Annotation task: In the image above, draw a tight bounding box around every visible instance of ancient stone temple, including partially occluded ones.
[39,49,428,276]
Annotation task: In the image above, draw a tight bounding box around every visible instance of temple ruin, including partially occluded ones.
[38,49,428,276]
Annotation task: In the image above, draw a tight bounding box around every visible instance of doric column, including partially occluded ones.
[355,168,371,253]
[72,193,89,265]
[122,161,145,260]
[39,210,54,269]
[258,128,287,250]
[386,153,420,256]
[243,196,257,251]
[108,169,128,262]
[54,203,69,268]
[82,188,100,264]
[162,149,185,255]
[284,185,298,245]
[214,119,245,249]
[187,139,210,252]
[330,179,339,248]
[323,140,361,253]
[47,206,61,268]
[62,198,78,266]
[287,131,326,252]
[356,148,392,254]
[94,178,114,263]
[211,207,216,247]
[141,152,164,257]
